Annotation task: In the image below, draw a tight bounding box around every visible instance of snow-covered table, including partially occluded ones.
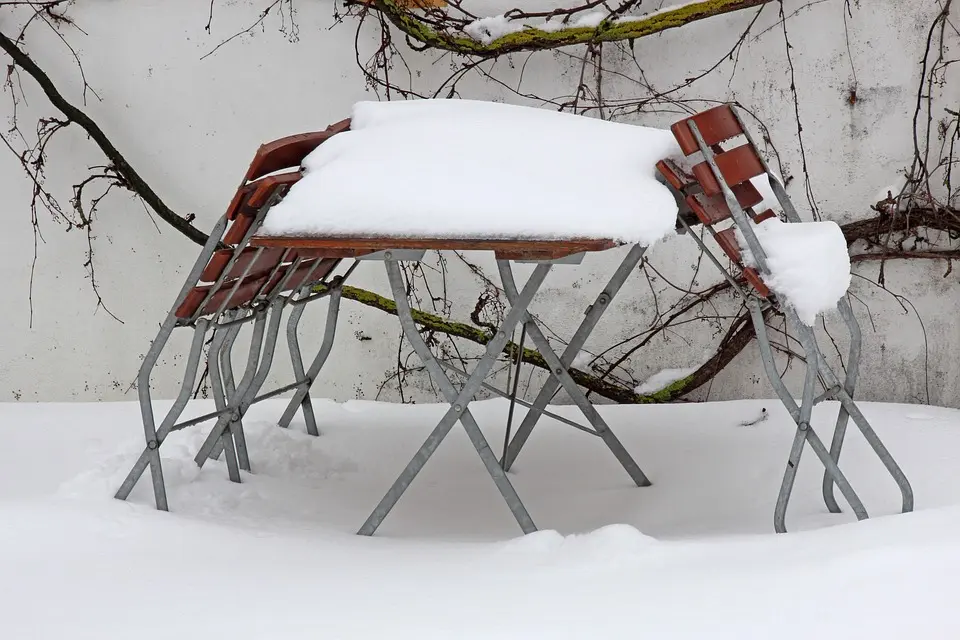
[256,99,683,245]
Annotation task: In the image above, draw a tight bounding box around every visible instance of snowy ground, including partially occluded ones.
[1,397,959,638]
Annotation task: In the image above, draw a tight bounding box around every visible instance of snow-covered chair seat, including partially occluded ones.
[736,216,852,326]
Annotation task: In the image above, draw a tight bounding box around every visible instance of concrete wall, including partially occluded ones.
[0,0,956,408]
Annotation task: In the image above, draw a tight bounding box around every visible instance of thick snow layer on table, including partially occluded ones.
[258,99,682,245]
[2,398,960,638]
[737,217,852,325]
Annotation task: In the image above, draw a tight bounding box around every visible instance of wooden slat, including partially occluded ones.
[175,257,341,319]
[223,213,255,244]
[712,227,771,297]
[742,267,770,297]
[246,171,302,209]
[494,248,585,261]
[358,0,446,6]
[655,159,697,192]
[714,227,742,263]
[246,127,350,183]
[265,258,340,296]
[692,144,766,197]
[753,209,777,224]
[200,247,293,283]
[175,287,211,319]
[199,275,268,317]
[731,182,764,209]
[684,183,766,227]
[670,105,744,156]
[686,193,732,226]
[225,182,256,221]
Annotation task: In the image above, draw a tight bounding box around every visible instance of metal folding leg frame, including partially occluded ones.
[499,243,650,475]
[196,282,348,462]
[358,250,652,536]
[207,311,245,470]
[685,106,913,532]
[114,212,229,510]
[194,301,276,477]
[276,273,349,436]
[358,256,549,535]
[497,261,651,487]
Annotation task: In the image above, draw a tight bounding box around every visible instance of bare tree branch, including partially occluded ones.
[0,29,209,245]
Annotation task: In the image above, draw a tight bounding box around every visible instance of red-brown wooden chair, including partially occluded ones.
[655,103,913,532]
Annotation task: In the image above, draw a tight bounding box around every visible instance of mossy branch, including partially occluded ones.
[369,0,771,57]
[312,282,748,404]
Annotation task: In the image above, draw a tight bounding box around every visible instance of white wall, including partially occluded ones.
[0,0,956,408]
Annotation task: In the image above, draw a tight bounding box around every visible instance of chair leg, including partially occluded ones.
[277,285,344,436]
[194,299,286,472]
[207,316,244,480]
[114,318,212,507]
[821,297,914,515]
[194,308,269,468]
[821,296,859,514]
[207,314,241,462]
[231,299,287,471]
[114,215,228,510]
[746,298,868,532]
[220,418,243,484]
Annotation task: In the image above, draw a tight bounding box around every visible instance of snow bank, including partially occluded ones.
[2,399,960,638]
[737,217,852,325]
[258,99,682,246]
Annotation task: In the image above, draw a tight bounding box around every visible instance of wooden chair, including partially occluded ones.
[657,103,913,532]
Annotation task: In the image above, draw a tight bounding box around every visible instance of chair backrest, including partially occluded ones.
[670,104,745,156]
[660,104,777,298]
[670,104,768,199]
[246,118,352,183]
[174,119,352,320]
[226,118,352,220]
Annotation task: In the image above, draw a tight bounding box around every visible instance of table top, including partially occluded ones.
[248,235,621,260]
